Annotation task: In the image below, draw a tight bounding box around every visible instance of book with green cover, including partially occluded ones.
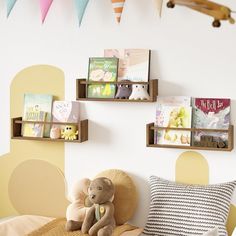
[22,93,53,137]
[87,57,118,98]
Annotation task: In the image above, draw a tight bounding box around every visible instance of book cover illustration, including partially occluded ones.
[87,57,118,98]
[156,96,191,106]
[154,96,191,144]
[22,93,53,137]
[192,98,230,142]
[52,101,80,129]
[104,49,150,82]
[22,110,46,137]
[156,106,192,146]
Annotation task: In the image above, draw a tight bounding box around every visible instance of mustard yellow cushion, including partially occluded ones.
[96,169,138,225]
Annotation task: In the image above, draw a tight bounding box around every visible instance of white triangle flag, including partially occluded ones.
[154,0,163,17]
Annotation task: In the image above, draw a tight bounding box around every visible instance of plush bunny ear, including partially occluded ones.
[70,178,91,202]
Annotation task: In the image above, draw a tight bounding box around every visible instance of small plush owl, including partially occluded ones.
[115,81,132,99]
[129,84,150,100]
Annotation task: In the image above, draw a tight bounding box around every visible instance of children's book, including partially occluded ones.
[104,49,150,82]
[156,105,192,146]
[52,101,80,129]
[192,98,230,142]
[22,111,46,137]
[22,93,53,137]
[156,96,191,107]
[155,96,192,144]
[87,57,118,98]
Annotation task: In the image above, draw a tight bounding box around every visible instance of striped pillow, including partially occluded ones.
[144,176,236,236]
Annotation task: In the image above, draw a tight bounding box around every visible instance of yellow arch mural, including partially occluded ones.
[0,65,65,217]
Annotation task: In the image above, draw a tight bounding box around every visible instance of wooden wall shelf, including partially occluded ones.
[146,123,234,152]
[76,79,158,102]
[11,117,88,143]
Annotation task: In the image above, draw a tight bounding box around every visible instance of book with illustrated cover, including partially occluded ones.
[22,93,53,137]
[156,105,192,146]
[22,110,46,138]
[52,101,80,129]
[192,98,230,142]
[87,57,118,98]
[155,96,191,144]
[156,96,191,107]
[104,49,150,82]
[22,110,46,137]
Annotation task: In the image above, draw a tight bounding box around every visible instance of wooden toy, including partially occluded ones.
[166,0,235,27]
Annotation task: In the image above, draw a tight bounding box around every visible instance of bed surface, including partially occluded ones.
[0,215,54,236]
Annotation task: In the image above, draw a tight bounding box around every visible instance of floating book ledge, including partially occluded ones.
[146,123,234,152]
[76,79,158,102]
[11,117,88,143]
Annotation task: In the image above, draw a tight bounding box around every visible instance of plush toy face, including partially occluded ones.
[88,177,115,204]
[115,84,132,99]
[129,84,150,100]
[61,125,78,140]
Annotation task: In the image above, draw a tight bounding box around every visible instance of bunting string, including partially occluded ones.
[5,0,163,25]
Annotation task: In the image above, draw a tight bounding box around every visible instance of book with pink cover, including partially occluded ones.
[104,49,150,82]
[192,98,230,142]
[52,101,80,127]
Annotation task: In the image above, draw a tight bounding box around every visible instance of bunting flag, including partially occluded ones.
[74,0,90,26]
[111,0,126,23]
[39,0,53,23]
[154,0,163,17]
[7,0,17,17]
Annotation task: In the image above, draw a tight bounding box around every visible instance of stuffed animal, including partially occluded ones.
[81,177,115,236]
[50,127,61,139]
[61,125,78,141]
[115,80,132,99]
[65,178,92,231]
[129,84,150,100]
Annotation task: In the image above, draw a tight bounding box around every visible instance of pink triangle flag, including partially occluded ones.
[40,0,53,23]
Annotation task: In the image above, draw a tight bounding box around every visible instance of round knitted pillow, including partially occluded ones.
[96,169,138,225]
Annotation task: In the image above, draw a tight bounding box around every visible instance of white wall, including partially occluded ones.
[0,0,236,227]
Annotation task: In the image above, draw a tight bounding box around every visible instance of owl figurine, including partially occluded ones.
[115,80,132,99]
[129,84,150,100]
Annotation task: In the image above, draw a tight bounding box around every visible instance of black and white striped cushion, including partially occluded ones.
[143,176,236,236]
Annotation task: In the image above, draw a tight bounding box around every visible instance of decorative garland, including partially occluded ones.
[5,0,163,25]
[6,0,232,28]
